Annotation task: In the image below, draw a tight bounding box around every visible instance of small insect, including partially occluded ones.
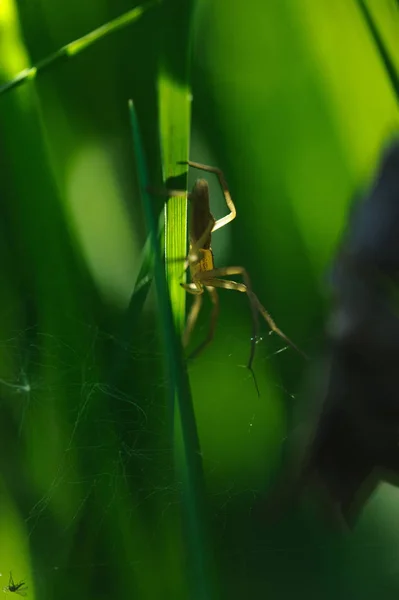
[3,572,27,596]
[173,161,306,385]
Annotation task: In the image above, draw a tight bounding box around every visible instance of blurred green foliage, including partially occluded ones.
[0,0,398,598]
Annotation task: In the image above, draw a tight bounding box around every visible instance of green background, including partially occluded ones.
[0,0,398,598]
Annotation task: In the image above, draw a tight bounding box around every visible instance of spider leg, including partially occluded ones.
[200,266,306,363]
[182,293,203,347]
[180,283,220,358]
[187,286,220,360]
[181,282,203,346]
[181,282,203,295]
[199,275,259,373]
[179,161,236,232]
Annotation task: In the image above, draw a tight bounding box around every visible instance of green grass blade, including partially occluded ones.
[357,0,399,101]
[129,101,216,600]
[0,0,161,97]
[129,100,179,402]
[107,216,163,385]
[158,73,191,332]
[157,0,196,334]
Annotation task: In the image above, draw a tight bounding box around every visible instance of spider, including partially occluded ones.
[171,161,305,379]
[3,572,27,596]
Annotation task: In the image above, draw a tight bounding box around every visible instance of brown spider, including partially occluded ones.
[173,161,305,378]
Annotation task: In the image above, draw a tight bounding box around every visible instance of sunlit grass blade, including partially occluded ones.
[158,71,191,332]
[129,100,216,600]
[0,0,161,97]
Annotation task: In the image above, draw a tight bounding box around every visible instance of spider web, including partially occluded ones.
[0,320,181,592]
[0,312,396,599]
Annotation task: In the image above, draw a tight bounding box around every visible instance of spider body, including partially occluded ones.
[187,179,216,287]
[190,247,215,283]
[179,161,305,376]
[189,178,215,250]
[3,572,27,596]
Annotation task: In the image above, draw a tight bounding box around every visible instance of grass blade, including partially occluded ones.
[0,0,161,97]
[357,0,399,101]
[129,101,216,600]
[107,216,163,385]
[158,73,191,332]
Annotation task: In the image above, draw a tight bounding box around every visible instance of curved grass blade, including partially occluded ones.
[0,0,161,97]
[129,101,216,600]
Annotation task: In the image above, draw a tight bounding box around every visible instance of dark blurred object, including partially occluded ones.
[304,136,399,526]
[265,137,399,529]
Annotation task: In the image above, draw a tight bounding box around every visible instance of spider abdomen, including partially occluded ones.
[190,248,214,281]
